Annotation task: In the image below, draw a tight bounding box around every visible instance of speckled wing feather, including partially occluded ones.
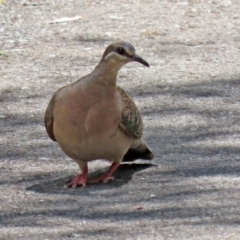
[44,94,56,142]
[117,86,143,139]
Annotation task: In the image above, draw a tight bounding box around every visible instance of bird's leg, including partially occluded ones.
[89,162,120,184]
[67,164,88,188]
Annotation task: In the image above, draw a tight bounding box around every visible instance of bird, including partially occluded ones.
[44,42,154,187]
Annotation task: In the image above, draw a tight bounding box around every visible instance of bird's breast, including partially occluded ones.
[52,87,131,161]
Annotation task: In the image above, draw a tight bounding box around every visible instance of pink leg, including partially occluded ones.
[67,165,88,188]
[89,162,120,184]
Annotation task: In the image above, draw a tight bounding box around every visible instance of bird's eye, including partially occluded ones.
[117,47,125,55]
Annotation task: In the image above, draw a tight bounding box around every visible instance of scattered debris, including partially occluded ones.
[47,16,82,24]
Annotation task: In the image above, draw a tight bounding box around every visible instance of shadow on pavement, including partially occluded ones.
[26,163,156,195]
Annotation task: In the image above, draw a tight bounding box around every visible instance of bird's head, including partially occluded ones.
[100,42,149,69]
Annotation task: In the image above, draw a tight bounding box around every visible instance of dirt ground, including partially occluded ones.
[1,0,240,239]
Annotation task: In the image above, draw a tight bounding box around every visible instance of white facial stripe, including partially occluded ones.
[105,52,127,61]
[124,47,132,56]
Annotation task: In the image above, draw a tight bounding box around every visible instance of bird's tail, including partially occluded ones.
[122,141,154,162]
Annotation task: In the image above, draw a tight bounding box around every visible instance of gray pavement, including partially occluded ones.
[0,0,240,239]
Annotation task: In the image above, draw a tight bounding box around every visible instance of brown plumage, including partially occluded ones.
[44,42,154,187]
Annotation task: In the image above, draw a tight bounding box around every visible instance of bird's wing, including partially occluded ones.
[44,77,84,142]
[44,93,57,142]
[117,86,143,139]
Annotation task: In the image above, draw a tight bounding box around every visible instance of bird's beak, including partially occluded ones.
[132,54,150,67]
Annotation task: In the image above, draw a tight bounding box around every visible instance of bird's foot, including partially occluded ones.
[88,162,120,184]
[88,176,115,184]
[67,173,87,188]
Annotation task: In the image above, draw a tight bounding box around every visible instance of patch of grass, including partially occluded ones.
[0,51,7,56]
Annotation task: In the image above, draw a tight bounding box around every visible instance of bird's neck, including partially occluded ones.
[91,60,122,86]
[71,60,122,96]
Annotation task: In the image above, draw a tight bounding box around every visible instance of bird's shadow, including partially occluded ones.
[26,163,155,195]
